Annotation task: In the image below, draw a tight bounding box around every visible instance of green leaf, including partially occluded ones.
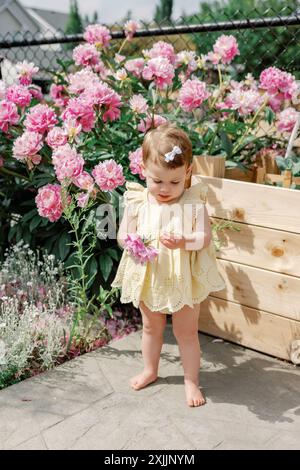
[275,156,289,172]
[22,208,38,223]
[58,231,71,261]
[219,130,233,158]
[86,257,98,289]
[106,248,119,261]
[292,161,300,176]
[99,253,113,282]
[8,225,17,242]
[265,107,275,125]
[29,215,42,232]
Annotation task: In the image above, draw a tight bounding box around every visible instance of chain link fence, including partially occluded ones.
[0,5,299,90]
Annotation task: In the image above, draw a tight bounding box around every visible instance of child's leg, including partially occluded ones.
[172,303,206,407]
[130,300,167,390]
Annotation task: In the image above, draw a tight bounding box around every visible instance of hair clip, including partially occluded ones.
[164,145,182,162]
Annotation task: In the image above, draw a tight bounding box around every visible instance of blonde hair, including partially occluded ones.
[142,123,193,170]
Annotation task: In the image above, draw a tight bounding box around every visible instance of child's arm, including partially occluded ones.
[117,205,137,249]
[160,204,212,251]
[184,204,212,251]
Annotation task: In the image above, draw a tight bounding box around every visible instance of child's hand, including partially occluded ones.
[159,232,185,249]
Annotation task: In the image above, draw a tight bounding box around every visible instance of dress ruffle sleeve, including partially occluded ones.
[183,181,208,204]
[123,181,146,217]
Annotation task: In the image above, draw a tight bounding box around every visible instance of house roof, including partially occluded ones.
[27,7,69,33]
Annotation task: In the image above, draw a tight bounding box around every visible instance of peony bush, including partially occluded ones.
[0,22,299,309]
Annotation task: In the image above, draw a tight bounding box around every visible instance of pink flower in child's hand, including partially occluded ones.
[124,234,158,264]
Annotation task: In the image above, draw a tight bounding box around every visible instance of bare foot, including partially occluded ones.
[130,371,158,390]
[184,380,206,407]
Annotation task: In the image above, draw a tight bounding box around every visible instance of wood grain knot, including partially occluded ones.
[271,246,285,257]
[232,207,245,220]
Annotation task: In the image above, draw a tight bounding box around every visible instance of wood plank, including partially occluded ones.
[213,259,300,321]
[212,218,300,277]
[192,175,300,233]
[199,296,300,362]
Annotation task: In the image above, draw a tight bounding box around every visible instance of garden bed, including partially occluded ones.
[193,173,300,363]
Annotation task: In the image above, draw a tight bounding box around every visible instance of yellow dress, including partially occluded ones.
[111,180,226,314]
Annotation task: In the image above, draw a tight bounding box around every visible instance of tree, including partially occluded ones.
[93,11,99,23]
[154,0,173,24]
[65,0,83,35]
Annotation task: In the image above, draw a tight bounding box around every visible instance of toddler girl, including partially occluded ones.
[111,123,225,407]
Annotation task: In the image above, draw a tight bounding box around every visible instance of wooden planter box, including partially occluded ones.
[192,172,300,363]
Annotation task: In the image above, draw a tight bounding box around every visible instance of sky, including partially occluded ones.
[20,0,204,23]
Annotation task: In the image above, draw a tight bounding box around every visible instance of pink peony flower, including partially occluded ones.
[73,171,95,191]
[124,58,145,78]
[93,59,111,80]
[63,117,82,141]
[83,24,111,48]
[73,43,100,67]
[76,192,90,208]
[46,127,68,148]
[178,78,210,112]
[92,159,125,191]
[175,51,198,78]
[15,61,39,86]
[52,144,85,182]
[13,131,43,162]
[142,57,175,90]
[49,83,69,108]
[212,35,240,64]
[35,184,64,222]
[24,104,58,134]
[128,147,145,180]
[68,69,99,95]
[28,84,43,101]
[0,100,19,132]
[129,94,148,114]
[259,67,298,100]
[223,88,264,115]
[137,113,167,133]
[124,234,158,264]
[62,97,96,132]
[277,107,299,133]
[124,20,140,40]
[205,51,221,65]
[82,82,122,122]
[147,41,176,65]
[6,85,32,108]
[114,54,126,64]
